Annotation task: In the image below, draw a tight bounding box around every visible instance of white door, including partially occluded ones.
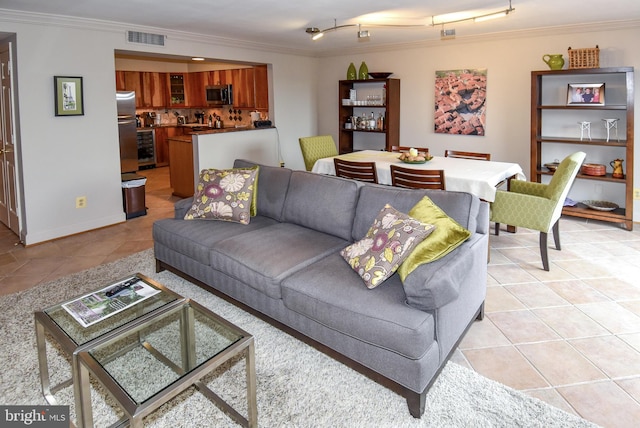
[0,43,20,236]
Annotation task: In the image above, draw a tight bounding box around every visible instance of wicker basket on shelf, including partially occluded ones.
[581,163,606,176]
[568,46,600,69]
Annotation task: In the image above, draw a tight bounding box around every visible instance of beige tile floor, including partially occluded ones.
[1,166,639,427]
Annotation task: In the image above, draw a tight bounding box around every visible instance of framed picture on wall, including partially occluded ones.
[567,83,604,106]
[54,76,84,116]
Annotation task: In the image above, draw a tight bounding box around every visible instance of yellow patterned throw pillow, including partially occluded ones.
[397,196,471,280]
[184,166,259,224]
[341,204,435,289]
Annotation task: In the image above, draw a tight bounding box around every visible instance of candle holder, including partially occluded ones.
[577,121,591,141]
[602,118,619,142]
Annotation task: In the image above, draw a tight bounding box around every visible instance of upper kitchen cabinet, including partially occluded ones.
[115,71,143,108]
[231,68,255,109]
[187,72,206,107]
[207,70,232,86]
[254,64,269,110]
[141,72,167,108]
[169,73,187,107]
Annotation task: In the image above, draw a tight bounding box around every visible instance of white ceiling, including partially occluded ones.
[2,0,640,54]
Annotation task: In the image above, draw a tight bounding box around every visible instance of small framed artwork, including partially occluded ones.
[567,83,604,106]
[54,76,84,116]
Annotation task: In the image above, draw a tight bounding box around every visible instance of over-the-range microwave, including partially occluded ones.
[205,84,233,106]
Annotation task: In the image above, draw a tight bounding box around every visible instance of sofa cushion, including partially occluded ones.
[397,196,471,280]
[282,171,360,241]
[341,204,434,289]
[152,216,278,266]
[281,253,436,360]
[209,223,350,299]
[185,167,258,224]
[353,185,479,241]
[234,159,292,221]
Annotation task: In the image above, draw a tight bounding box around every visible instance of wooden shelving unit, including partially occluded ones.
[338,78,400,154]
[530,67,634,230]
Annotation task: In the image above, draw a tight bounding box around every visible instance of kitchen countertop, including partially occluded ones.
[137,124,273,135]
[167,135,192,143]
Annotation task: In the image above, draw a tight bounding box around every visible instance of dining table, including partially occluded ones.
[311,150,526,203]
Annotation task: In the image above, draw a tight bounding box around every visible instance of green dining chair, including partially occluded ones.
[490,151,586,271]
[299,135,339,171]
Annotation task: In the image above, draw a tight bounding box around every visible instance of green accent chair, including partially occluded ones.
[490,151,586,271]
[299,135,339,171]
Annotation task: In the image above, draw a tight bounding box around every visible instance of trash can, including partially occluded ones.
[121,173,147,219]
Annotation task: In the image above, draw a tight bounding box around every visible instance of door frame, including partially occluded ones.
[0,34,25,242]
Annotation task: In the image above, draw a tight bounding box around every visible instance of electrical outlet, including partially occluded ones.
[76,196,87,208]
[634,188,640,200]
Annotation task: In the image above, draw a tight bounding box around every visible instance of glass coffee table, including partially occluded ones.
[75,298,256,428]
[34,274,256,428]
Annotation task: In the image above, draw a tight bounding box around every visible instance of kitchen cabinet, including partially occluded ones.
[187,72,206,107]
[169,73,187,107]
[168,136,194,198]
[531,67,634,230]
[231,68,255,109]
[115,71,143,108]
[156,126,185,167]
[254,64,269,111]
[207,70,232,86]
[338,78,400,153]
[116,71,165,108]
[154,127,168,166]
[141,72,168,108]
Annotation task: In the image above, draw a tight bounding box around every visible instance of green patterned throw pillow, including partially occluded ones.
[341,204,435,289]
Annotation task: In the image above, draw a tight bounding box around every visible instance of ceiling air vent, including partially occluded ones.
[126,31,165,46]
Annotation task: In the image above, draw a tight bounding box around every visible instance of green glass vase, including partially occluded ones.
[346,63,357,80]
[358,61,369,80]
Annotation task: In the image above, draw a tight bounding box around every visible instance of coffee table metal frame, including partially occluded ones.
[34,273,182,427]
[34,273,257,427]
[75,298,256,428]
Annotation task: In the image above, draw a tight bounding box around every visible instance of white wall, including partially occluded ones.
[1,16,317,244]
[317,25,640,222]
[2,13,639,246]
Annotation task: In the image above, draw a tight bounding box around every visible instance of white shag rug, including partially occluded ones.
[0,249,599,428]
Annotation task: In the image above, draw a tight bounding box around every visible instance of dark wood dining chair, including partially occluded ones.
[391,146,429,153]
[333,158,378,183]
[390,146,412,153]
[390,165,445,190]
[444,150,491,161]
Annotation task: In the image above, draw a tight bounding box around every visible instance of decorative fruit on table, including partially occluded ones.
[398,148,431,162]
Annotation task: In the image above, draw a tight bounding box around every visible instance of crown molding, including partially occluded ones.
[0,9,316,57]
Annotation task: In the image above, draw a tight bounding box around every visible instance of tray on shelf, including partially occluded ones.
[582,200,619,211]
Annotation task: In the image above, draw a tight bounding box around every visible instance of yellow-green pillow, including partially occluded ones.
[397,196,471,280]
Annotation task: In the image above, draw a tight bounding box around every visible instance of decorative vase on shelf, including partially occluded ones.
[542,54,564,70]
[358,61,369,80]
[346,63,357,80]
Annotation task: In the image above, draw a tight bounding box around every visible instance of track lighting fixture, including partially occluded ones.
[305,1,515,42]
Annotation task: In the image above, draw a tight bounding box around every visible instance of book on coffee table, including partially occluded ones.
[62,276,161,328]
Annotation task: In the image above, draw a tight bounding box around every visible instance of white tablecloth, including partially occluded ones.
[311,150,526,202]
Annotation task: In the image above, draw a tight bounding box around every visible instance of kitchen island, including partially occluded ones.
[168,126,279,197]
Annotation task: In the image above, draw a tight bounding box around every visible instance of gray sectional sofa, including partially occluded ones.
[152,159,489,417]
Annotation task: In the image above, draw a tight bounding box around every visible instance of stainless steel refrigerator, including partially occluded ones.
[116,91,138,173]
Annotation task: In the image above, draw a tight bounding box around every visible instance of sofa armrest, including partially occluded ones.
[401,234,484,311]
[476,201,489,235]
[174,197,193,219]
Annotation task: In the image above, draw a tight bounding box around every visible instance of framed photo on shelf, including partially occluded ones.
[567,83,604,106]
[54,76,84,116]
